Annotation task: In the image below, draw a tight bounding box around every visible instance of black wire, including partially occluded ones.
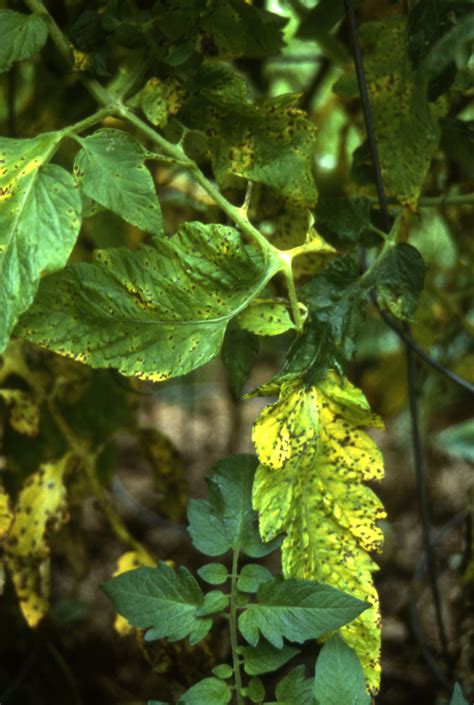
[343,0,451,674]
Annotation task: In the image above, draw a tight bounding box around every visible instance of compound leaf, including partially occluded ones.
[102,561,211,643]
[238,578,368,648]
[0,10,48,73]
[253,371,385,692]
[74,128,162,234]
[17,222,280,381]
[314,634,371,705]
[0,134,82,352]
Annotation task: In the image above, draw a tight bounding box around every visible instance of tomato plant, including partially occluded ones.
[0,1,473,703]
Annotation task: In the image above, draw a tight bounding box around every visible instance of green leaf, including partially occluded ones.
[237,300,296,336]
[449,682,469,705]
[416,13,474,95]
[196,590,229,616]
[244,677,265,703]
[238,578,368,648]
[241,640,299,676]
[212,664,233,679]
[373,243,426,319]
[178,678,231,705]
[315,197,372,246]
[180,64,318,207]
[221,323,259,398]
[73,128,162,235]
[297,0,344,40]
[101,561,210,643]
[434,419,474,463]
[314,634,370,705]
[273,665,316,705]
[302,256,367,360]
[188,454,283,558]
[0,133,82,352]
[17,222,280,381]
[357,17,442,207]
[0,10,48,73]
[237,564,273,593]
[198,563,229,585]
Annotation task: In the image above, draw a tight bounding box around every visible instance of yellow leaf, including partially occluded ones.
[0,482,13,541]
[5,453,72,626]
[0,388,41,436]
[112,550,156,636]
[140,428,188,522]
[252,370,385,693]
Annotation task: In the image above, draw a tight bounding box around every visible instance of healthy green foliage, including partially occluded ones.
[102,561,212,645]
[314,634,370,705]
[238,578,368,648]
[0,10,48,73]
[104,456,370,705]
[16,223,281,380]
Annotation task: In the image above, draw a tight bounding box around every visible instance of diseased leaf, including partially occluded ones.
[252,371,385,692]
[373,243,426,319]
[314,634,371,705]
[222,323,259,398]
[188,454,282,558]
[238,578,368,648]
[0,484,13,541]
[180,64,317,207]
[0,10,48,73]
[178,677,231,705]
[0,389,41,436]
[356,17,442,207]
[137,76,186,128]
[237,300,297,336]
[139,428,188,521]
[5,453,72,626]
[273,665,316,705]
[102,561,211,644]
[73,128,162,235]
[241,640,299,676]
[0,134,82,352]
[17,222,280,381]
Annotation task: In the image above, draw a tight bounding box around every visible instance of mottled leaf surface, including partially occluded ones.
[74,128,162,234]
[373,243,426,319]
[5,453,72,626]
[17,222,280,381]
[0,134,82,351]
[237,299,296,336]
[358,17,442,207]
[0,10,48,73]
[253,371,385,692]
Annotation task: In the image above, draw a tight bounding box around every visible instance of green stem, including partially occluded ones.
[60,107,111,137]
[230,550,245,705]
[280,259,304,333]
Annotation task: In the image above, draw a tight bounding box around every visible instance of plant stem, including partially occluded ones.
[229,550,245,705]
[47,400,153,561]
[61,107,111,137]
